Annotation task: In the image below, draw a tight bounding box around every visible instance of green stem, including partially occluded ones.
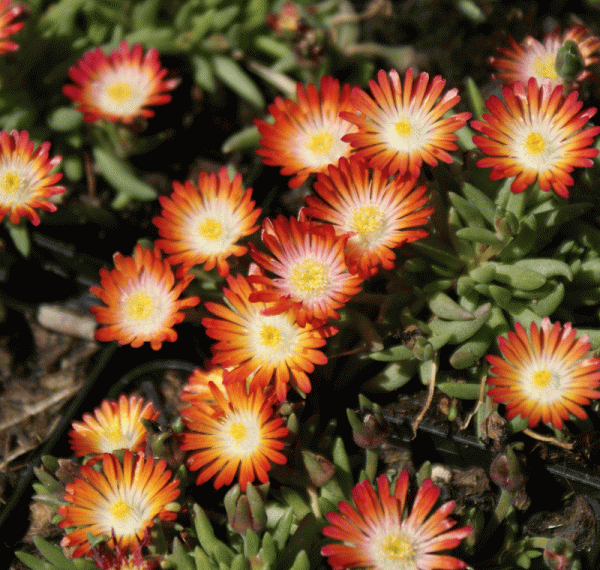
[477,488,515,550]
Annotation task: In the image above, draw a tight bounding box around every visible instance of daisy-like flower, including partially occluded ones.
[248,216,363,327]
[180,381,288,491]
[89,244,200,351]
[202,271,332,401]
[0,0,24,54]
[153,168,261,278]
[303,157,433,277]
[340,68,471,179]
[255,75,356,188]
[322,471,472,570]
[69,394,159,457]
[181,363,230,405]
[487,317,600,430]
[490,25,600,89]
[63,40,178,124]
[58,451,180,557]
[471,78,600,198]
[0,130,64,226]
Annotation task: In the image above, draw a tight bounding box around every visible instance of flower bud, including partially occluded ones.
[301,449,336,486]
[489,447,526,491]
[224,483,269,534]
[555,40,585,82]
[543,537,578,570]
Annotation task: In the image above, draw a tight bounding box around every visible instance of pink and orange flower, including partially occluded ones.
[322,471,472,570]
[69,394,159,457]
[487,317,600,430]
[0,0,24,54]
[340,68,471,179]
[471,78,600,198]
[153,168,261,278]
[89,244,200,351]
[490,25,600,89]
[180,381,288,491]
[303,157,433,277]
[202,270,332,401]
[248,216,363,327]
[0,130,64,226]
[63,40,178,124]
[58,451,180,557]
[255,75,356,188]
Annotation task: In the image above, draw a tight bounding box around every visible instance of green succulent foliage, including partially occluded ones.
[16,537,97,570]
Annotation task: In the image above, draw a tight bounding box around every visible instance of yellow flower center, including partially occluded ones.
[533,54,559,81]
[260,324,281,347]
[525,132,547,155]
[125,292,154,321]
[110,499,132,521]
[306,131,334,157]
[229,422,247,442]
[351,205,384,238]
[532,369,551,388]
[1,171,23,196]
[289,258,330,297]
[198,218,223,240]
[380,533,415,563]
[107,81,133,103]
[394,120,412,138]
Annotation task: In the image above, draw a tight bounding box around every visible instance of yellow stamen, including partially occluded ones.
[198,218,223,240]
[260,324,281,347]
[532,369,551,388]
[104,424,126,448]
[125,292,154,321]
[380,533,416,563]
[289,258,329,297]
[533,55,559,81]
[351,205,384,239]
[107,81,133,103]
[306,131,334,156]
[1,171,23,196]
[525,132,546,155]
[394,120,412,138]
[229,422,247,443]
[110,499,132,521]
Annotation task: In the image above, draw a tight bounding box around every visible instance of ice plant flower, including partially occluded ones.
[181,363,230,405]
[63,40,178,124]
[487,317,600,430]
[0,0,25,54]
[69,394,159,457]
[248,216,363,327]
[89,244,200,350]
[340,68,471,179]
[490,25,600,89]
[255,75,356,188]
[322,471,472,570]
[471,78,600,198]
[180,381,288,491]
[302,157,433,277]
[58,451,180,557]
[202,271,332,401]
[0,130,65,226]
[153,168,261,278]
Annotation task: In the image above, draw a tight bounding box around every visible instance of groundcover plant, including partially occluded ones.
[3,1,600,570]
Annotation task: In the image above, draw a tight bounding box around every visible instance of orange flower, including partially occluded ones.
[153,168,261,278]
[0,130,64,226]
[202,271,332,401]
[58,451,180,557]
[89,244,200,350]
[490,25,600,89]
[0,0,24,54]
[303,157,433,277]
[471,78,600,198]
[248,216,363,327]
[69,394,159,457]
[340,68,471,179]
[322,471,472,570]
[255,76,355,188]
[63,40,178,124]
[181,363,230,405]
[487,317,600,430]
[180,381,288,491]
